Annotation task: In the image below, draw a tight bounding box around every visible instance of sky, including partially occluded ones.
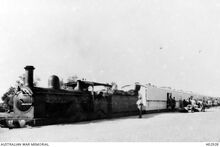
[0,0,220,99]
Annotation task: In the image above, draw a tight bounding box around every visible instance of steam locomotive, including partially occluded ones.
[0,66,219,128]
[0,66,141,128]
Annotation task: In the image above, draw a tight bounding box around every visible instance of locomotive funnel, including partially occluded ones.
[24,65,35,88]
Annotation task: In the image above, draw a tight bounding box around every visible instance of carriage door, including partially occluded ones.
[167,93,172,109]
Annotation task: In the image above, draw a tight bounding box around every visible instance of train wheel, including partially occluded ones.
[18,120,26,128]
[6,120,15,128]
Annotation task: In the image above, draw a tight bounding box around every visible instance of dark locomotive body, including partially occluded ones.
[0,66,140,127]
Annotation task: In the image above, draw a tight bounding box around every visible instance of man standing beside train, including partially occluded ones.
[171,97,176,111]
[136,94,143,118]
[136,86,147,118]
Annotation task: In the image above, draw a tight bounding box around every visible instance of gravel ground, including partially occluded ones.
[1,107,220,142]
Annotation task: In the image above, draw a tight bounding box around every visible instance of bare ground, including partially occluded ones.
[1,107,220,142]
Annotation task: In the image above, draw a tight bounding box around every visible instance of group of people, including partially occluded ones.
[167,95,207,113]
[182,96,206,112]
[136,94,208,118]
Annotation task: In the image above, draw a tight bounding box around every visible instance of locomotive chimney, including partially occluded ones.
[24,65,35,88]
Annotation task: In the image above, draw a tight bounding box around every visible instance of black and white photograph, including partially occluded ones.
[0,0,220,145]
